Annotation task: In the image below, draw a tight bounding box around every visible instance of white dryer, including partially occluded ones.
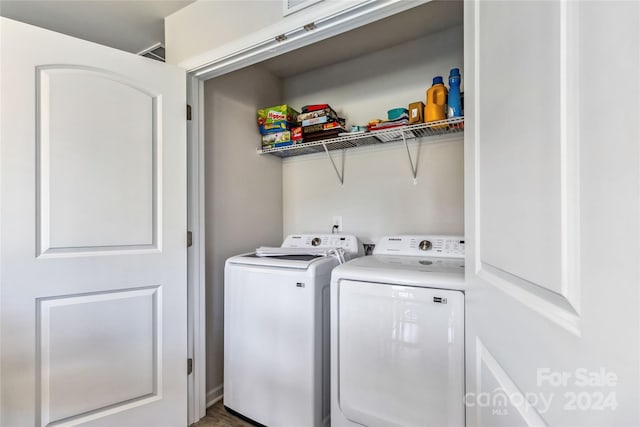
[330,235,465,427]
[224,234,362,427]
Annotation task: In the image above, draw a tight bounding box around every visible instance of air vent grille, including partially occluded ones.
[138,43,165,62]
[283,0,323,16]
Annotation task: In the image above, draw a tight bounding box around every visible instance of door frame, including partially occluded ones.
[186,73,207,424]
[184,0,436,423]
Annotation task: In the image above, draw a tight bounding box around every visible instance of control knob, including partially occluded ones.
[311,237,321,247]
[419,240,432,251]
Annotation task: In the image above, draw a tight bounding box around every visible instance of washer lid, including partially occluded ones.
[227,252,332,270]
[333,255,465,290]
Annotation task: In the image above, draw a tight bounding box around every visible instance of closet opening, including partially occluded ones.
[185,0,465,422]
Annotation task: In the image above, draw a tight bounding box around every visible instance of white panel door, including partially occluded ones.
[465,1,639,426]
[1,18,187,427]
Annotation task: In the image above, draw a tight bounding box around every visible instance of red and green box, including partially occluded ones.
[257,105,299,126]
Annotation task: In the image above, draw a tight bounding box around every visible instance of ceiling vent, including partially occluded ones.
[138,43,165,62]
[283,0,323,16]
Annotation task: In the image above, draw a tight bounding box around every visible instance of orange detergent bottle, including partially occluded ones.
[425,76,448,124]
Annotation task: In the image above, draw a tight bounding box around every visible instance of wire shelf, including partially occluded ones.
[257,117,464,158]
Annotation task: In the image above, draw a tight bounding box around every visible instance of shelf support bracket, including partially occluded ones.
[401,132,418,184]
[322,144,344,185]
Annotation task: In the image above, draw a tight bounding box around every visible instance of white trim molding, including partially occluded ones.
[186,74,207,424]
[206,385,223,408]
[184,0,429,79]
[474,338,547,427]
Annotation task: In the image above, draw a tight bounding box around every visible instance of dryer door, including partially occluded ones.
[338,280,464,427]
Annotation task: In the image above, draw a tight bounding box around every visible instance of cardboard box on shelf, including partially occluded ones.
[297,107,339,123]
[257,105,299,126]
[408,101,425,124]
[259,121,296,135]
[272,141,294,148]
[303,121,344,135]
[301,115,334,127]
[291,127,303,142]
[303,128,344,142]
[261,131,291,146]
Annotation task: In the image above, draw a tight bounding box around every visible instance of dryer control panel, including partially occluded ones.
[373,235,465,258]
[282,234,363,255]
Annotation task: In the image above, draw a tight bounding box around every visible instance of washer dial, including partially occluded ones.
[311,237,321,247]
[419,240,432,251]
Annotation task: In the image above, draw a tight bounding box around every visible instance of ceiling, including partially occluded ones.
[0,0,194,54]
[261,0,463,78]
[0,0,462,68]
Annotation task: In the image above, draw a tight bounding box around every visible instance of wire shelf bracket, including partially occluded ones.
[401,131,419,184]
[322,143,345,185]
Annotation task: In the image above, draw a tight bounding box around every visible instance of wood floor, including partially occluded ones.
[191,400,254,427]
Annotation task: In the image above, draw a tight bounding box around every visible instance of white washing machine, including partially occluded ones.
[224,234,363,427]
[330,235,465,427]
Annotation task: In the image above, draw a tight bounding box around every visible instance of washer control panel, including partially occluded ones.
[374,235,465,258]
[282,234,362,255]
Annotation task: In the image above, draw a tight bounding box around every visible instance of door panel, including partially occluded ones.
[1,18,187,427]
[465,1,639,426]
[478,1,563,295]
[38,66,158,254]
[39,288,159,425]
[475,0,579,330]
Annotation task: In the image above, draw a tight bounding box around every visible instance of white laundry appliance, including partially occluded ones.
[224,234,363,427]
[330,235,466,427]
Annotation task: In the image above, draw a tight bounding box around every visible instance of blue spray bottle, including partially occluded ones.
[448,68,463,118]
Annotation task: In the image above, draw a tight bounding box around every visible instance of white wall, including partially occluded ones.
[204,65,283,403]
[282,26,464,243]
[166,1,282,65]
[283,138,464,243]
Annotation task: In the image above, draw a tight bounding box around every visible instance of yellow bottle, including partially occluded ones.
[425,76,448,124]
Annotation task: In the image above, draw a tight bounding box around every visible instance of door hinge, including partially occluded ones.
[187,104,192,121]
[187,358,193,375]
[187,231,193,248]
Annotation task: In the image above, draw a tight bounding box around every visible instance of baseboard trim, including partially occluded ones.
[206,385,223,408]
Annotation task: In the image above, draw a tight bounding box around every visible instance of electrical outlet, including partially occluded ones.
[332,215,343,232]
